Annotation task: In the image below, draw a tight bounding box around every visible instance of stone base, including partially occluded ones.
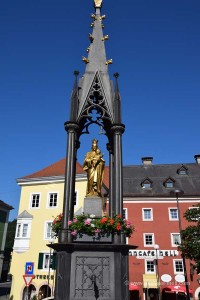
[84,197,103,217]
[51,243,137,300]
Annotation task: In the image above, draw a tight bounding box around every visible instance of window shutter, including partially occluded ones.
[38,253,44,269]
[51,252,57,270]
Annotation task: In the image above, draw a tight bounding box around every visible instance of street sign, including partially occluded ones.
[25,262,34,275]
[23,275,35,287]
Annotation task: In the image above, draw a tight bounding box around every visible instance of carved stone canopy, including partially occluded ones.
[94,0,102,8]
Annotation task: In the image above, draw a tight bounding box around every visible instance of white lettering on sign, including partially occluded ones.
[129,249,179,258]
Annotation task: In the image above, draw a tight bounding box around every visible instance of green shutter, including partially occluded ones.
[38,253,43,269]
[51,252,57,270]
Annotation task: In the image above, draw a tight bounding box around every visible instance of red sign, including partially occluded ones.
[23,275,35,286]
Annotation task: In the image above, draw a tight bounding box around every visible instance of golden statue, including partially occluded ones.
[83,139,105,197]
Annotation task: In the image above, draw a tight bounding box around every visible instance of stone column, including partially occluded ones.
[107,143,114,217]
[59,121,79,243]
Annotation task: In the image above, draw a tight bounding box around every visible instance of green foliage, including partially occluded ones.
[5,219,17,251]
[52,213,134,238]
[178,204,200,272]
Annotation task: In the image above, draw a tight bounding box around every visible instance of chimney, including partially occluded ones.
[142,157,153,166]
[194,154,200,165]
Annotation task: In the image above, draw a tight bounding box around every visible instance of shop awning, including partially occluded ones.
[129,283,139,291]
[163,285,193,294]
[143,274,158,288]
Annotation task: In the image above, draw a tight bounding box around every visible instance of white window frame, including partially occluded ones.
[169,207,179,221]
[145,259,156,274]
[47,192,59,208]
[189,207,199,221]
[171,233,181,247]
[142,208,153,221]
[43,253,51,270]
[143,233,155,247]
[44,221,55,240]
[30,193,41,209]
[15,222,30,238]
[123,208,127,219]
[173,259,184,274]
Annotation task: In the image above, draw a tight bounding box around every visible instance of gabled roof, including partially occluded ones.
[19,158,109,189]
[18,210,33,219]
[21,159,84,179]
[0,200,13,211]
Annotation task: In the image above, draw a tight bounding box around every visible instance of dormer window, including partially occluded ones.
[177,165,188,175]
[141,178,152,189]
[164,177,175,189]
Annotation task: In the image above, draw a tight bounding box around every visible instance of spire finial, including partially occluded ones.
[94,0,102,9]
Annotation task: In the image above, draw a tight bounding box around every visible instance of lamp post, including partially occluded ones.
[174,190,190,300]
[154,244,160,300]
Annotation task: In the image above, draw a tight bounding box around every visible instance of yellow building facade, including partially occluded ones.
[10,160,88,299]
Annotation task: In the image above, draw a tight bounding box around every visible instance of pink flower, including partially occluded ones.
[95,229,101,233]
[126,224,131,229]
[71,230,77,236]
[84,218,91,225]
[68,220,72,225]
[126,220,132,225]
[73,218,78,223]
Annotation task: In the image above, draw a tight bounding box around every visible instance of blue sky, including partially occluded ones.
[1,0,200,220]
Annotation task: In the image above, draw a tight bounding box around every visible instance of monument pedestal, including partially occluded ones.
[84,196,103,217]
[51,242,137,300]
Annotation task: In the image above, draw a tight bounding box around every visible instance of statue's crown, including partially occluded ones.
[94,0,102,8]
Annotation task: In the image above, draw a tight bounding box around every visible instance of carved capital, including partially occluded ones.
[110,123,125,135]
[64,121,79,133]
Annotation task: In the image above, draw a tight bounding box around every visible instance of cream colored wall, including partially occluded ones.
[10,178,87,299]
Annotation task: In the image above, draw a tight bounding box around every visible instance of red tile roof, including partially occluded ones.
[22,158,84,179]
[22,158,109,188]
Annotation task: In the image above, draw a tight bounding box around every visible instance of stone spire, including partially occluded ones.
[77,0,114,125]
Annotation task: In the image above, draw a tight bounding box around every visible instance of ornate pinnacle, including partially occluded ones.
[94,0,102,8]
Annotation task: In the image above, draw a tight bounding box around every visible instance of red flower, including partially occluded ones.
[116,222,121,231]
[110,219,114,225]
[117,214,121,218]
[100,217,108,224]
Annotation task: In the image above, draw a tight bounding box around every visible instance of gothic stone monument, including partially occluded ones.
[51,1,137,299]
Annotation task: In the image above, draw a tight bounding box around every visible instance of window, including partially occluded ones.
[142,208,153,221]
[171,233,181,246]
[22,224,28,237]
[123,208,127,219]
[44,222,54,240]
[177,166,188,175]
[144,233,154,246]
[141,178,152,189]
[165,182,174,188]
[145,260,155,273]
[31,194,40,208]
[164,177,175,188]
[16,224,21,237]
[48,193,58,207]
[169,208,178,220]
[174,259,184,274]
[38,253,56,270]
[74,191,77,206]
[16,223,29,238]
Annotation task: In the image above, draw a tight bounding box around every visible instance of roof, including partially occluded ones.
[123,163,200,197]
[22,159,84,179]
[20,158,109,188]
[19,159,200,197]
[0,200,13,211]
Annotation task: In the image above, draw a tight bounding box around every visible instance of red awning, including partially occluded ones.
[129,283,139,291]
[163,285,193,294]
